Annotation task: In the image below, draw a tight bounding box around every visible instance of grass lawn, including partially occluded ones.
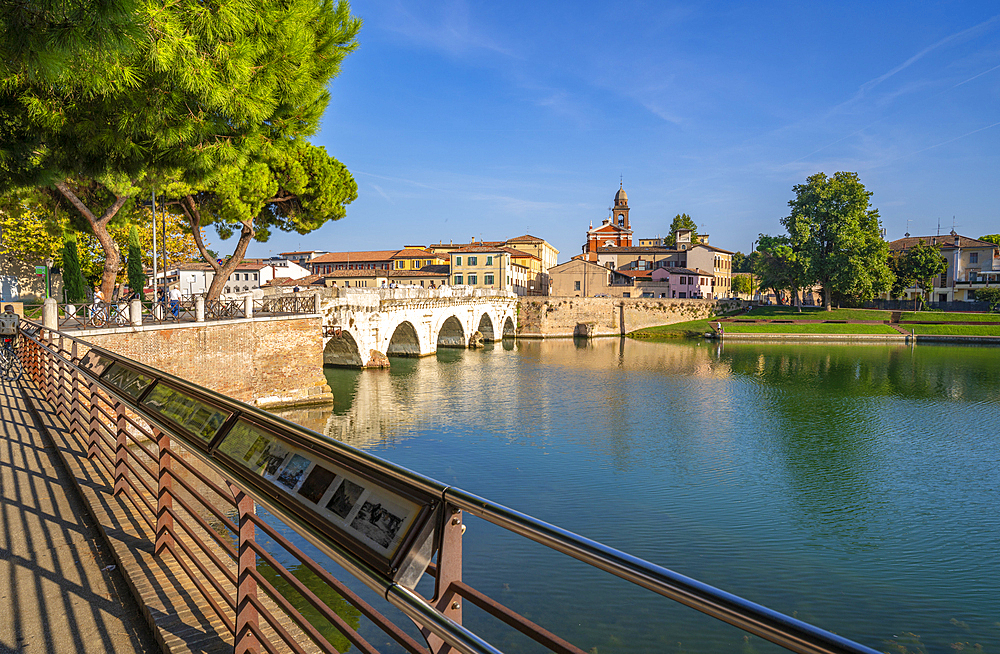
[900,311,1000,323]
[908,324,1000,336]
[743,306,892,321]
[629,317,717,339]
[723,323,899,334]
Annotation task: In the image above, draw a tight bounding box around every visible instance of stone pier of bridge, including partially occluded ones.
[319,287,519,367]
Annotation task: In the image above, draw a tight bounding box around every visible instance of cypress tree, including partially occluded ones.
[127,225,145,299]
[62,235,88,303]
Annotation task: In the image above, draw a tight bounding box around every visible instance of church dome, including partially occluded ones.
[615,184,627,205]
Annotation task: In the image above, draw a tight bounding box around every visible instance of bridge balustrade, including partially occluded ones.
[14,321,880,654]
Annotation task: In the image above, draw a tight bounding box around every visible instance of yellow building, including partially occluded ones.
[450,246,528,295]
[391,247,449,271]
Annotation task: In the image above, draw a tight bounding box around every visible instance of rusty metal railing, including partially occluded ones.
[14,321,883,654]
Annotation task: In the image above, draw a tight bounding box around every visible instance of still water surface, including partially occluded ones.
[274,338,1000,654]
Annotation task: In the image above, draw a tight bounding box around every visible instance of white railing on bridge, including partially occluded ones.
[337,286,517,301]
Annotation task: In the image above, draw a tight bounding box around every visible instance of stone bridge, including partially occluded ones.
[319,287,518,367]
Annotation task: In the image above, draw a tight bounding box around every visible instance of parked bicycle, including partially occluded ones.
[0,309,23,381]
[87,301,130,328]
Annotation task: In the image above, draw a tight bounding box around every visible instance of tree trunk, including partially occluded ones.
[823,281,832,311]
[54,182,132,302]
[180,196,255,302]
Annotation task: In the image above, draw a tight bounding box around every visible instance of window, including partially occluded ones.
[468,274,478,285]
[623,292,630,298]
[971,253,979,264]
[415,261,421,269]
[484,274,494,285]
[455,256,462,266]
[574,281,581,291]
[486,256,493,266]
[468,256,478,265]
[940,273,948,286]
[454,274,463,285]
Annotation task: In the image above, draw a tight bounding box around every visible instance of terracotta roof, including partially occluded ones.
[595,246,677,254]
[617,270,653,279]
[889,234,997,251]
[389,267,449,278]
[263,275,324,287]
[278,250,327,256]
[391,248,439,259]
[506,234,546,243]
[500,247,540,260]
[452,245,508,253]
[430,241,505,250]
[309,250,399,264]
[319,269,389,278]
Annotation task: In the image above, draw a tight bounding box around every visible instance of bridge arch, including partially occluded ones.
[477,312,496,341]
[324,331,364,367]
[437,315,466,348]
[503,316,515,338]
[386,321,423,357]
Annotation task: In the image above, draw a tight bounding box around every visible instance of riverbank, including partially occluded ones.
[629,306,1000,343]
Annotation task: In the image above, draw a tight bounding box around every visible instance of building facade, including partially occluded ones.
[889,232,1000,302]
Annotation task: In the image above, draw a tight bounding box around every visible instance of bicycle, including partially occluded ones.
[87,301,130,328]
[0,312,23,382]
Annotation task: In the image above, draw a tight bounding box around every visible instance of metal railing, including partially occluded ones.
[34,296,320,331]
[14,321,882,654]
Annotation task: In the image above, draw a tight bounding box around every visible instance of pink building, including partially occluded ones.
[652,267,715,299]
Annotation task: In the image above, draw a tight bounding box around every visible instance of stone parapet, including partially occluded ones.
[517,296,743,338]
[82,315,332,409]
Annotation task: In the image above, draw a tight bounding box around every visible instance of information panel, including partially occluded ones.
[142,382,231,444]
[217,418,430,572]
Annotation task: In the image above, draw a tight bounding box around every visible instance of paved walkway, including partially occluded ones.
[0,377,158,654]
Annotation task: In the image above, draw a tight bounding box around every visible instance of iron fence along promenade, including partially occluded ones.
[13,321,882,654]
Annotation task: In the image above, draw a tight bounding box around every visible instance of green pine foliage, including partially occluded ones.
[1,0,362,302]
[62,235,88,303]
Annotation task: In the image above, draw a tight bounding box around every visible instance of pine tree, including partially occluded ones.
[62,236,88,303]
[127,225,145,299]
[1,0,361,302]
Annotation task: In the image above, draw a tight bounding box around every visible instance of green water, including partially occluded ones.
[274,338,1000,654]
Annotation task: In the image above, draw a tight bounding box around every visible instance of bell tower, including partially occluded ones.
[612,183,629,229]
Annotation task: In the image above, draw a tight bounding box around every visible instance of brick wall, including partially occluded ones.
[518,296,743,338]
[83,316,332,409]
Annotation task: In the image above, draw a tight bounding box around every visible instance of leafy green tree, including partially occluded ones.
[754,234,811,308]
[1,0,361,302]
[731,274,752,298]
[976,287,1000,311]
[978,234,1000,247]
[902,240,947,308]
[165,139,357,300]
[0,202,64,263]
[665,213,698,247]
[888,251,916,299]
[782,172,892,310]
[61,235,88,303]
[126,225,144,298]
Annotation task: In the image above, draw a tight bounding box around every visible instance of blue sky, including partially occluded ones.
[244,1,1000,262]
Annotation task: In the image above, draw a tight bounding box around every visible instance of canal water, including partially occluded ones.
[274,338,1000,654]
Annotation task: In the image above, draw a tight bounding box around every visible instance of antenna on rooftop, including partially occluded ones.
[905,219,911,238]
[937,218,941,236]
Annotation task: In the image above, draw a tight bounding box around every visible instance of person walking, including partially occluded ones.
[169,287,181,318]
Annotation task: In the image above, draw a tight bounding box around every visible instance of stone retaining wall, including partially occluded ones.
[81,315,332,409]
[517,296,743,338]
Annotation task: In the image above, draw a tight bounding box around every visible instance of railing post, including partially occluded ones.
[424,506,464,654]
[114,402,128,496]
[45,330,55,407]
[56,335,67,421]
[228,482,260,654]
[154,428,174,556]
[313,292,322,314]
[87,379,101,459]
[130,298,143,327]
[70,342,82,435]
[195,296,205,322]
[243,295,253,320]
[42,297,58,331]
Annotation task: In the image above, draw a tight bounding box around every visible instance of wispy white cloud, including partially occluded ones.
[380,0,517,58]
[370,183,393,203]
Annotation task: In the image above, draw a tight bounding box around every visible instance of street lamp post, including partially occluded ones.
[749,239,757,304]
[44,257,54,300]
